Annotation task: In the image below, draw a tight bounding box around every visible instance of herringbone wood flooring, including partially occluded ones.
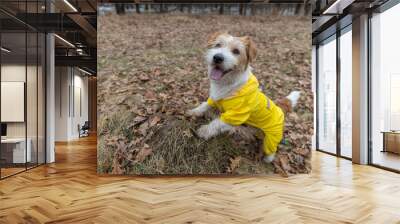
[1,135,400,224]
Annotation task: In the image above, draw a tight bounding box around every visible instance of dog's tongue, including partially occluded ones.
[210,68,223,80]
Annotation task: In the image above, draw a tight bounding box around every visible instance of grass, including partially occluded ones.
[99,112,274,175]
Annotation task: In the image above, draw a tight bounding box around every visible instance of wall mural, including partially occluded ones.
[97,3,312,176]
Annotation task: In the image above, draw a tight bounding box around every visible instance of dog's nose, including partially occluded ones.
[213,54,224,64]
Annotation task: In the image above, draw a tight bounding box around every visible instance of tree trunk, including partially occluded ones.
[136,3,141,14]
[239,3,245,15]
[115,4,125,15]
[160,3,165,13]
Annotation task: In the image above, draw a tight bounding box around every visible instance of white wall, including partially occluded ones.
[1,63,46,164]
[46,32,55,163]
[1,65,26,138]
[1,65,37,137]
[55,66,69,141]
[72,73,89,138]
[54,67,89,141]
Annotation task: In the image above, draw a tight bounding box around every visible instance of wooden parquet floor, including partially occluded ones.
[1,135,400,224]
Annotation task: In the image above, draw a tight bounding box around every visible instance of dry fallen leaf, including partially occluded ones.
[227,156,242,173]
[149,116,161,127]
[133,116,148,125]
[138,74,150,81]
[135,144,153,162]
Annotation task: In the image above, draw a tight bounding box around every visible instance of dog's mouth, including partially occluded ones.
[210,66,232,80]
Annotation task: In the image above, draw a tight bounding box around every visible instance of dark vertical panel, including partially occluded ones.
[315,45,319,151]
[37,0,39,167]
[0,21,2,180]
[367,11,372,165]
[44,1,47,164]
[25,0,28,171]
[72,68,75,117]
[336,28,341,157]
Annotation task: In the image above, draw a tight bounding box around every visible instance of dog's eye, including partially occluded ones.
[232,49,240,55]
[215,43,221,48]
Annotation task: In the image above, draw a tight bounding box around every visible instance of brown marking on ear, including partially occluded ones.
[241,36,257,63]
[207,31,226,48]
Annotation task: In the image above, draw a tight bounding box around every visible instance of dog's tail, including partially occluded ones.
[275,91,301,115]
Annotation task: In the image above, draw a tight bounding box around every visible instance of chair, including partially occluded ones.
[79,121,90,138]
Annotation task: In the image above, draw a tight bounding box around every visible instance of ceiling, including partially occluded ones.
[99,0,308,3]
[0,0,97,75]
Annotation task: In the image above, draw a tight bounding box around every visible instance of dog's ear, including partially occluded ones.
[241,36,257,63]
[207,31,225,48]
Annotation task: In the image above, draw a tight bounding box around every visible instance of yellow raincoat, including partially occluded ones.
[207,73,284,155]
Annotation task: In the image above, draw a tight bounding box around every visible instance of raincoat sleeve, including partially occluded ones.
[207,98,216,107]
[220,98,251,126]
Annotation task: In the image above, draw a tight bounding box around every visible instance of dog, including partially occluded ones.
[187,32,300,163]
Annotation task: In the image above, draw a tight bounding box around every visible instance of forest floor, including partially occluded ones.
[97,13,312,175]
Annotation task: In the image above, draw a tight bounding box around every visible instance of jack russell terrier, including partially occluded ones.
[187,32,300,163]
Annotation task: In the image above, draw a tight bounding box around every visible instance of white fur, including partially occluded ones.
[209,67,251,100]
[197,118,233,140]
[263,153,276,163]
[187,102,210,117]
[287,91,301,108]
[206,48,238,73]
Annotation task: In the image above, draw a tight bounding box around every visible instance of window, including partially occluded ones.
[316,24,353,159]
[370,3,400,171]
[317,35,337,154]
[0,1,47,179]
[339,26,352,158]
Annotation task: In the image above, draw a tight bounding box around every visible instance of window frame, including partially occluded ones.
[315,22,353,161]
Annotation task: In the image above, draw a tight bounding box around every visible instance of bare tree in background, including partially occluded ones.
[251,3,256,15]
[111,3,311,16]
[136,3,141,13]
[188,4,192,13]
[239,3,244,15]
[116,3,125,14]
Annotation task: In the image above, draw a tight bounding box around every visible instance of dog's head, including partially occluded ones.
[205,32,257,82]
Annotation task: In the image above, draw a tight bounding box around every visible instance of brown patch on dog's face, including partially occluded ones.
[207,31,227,48]
[206,32,257,80]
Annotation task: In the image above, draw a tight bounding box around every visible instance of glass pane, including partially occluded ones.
[340,28,352,158]
[38,33,45,165]
[317,36,337,154]
[371,4,400,171]
[25,0,38,169]
[1,31,27,177]
[27,31,38,169]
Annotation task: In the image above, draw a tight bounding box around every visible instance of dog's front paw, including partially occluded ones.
[263,153,276,163]
[186,102,210,117]
[197,125,212,140]
[186,108,203,117]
